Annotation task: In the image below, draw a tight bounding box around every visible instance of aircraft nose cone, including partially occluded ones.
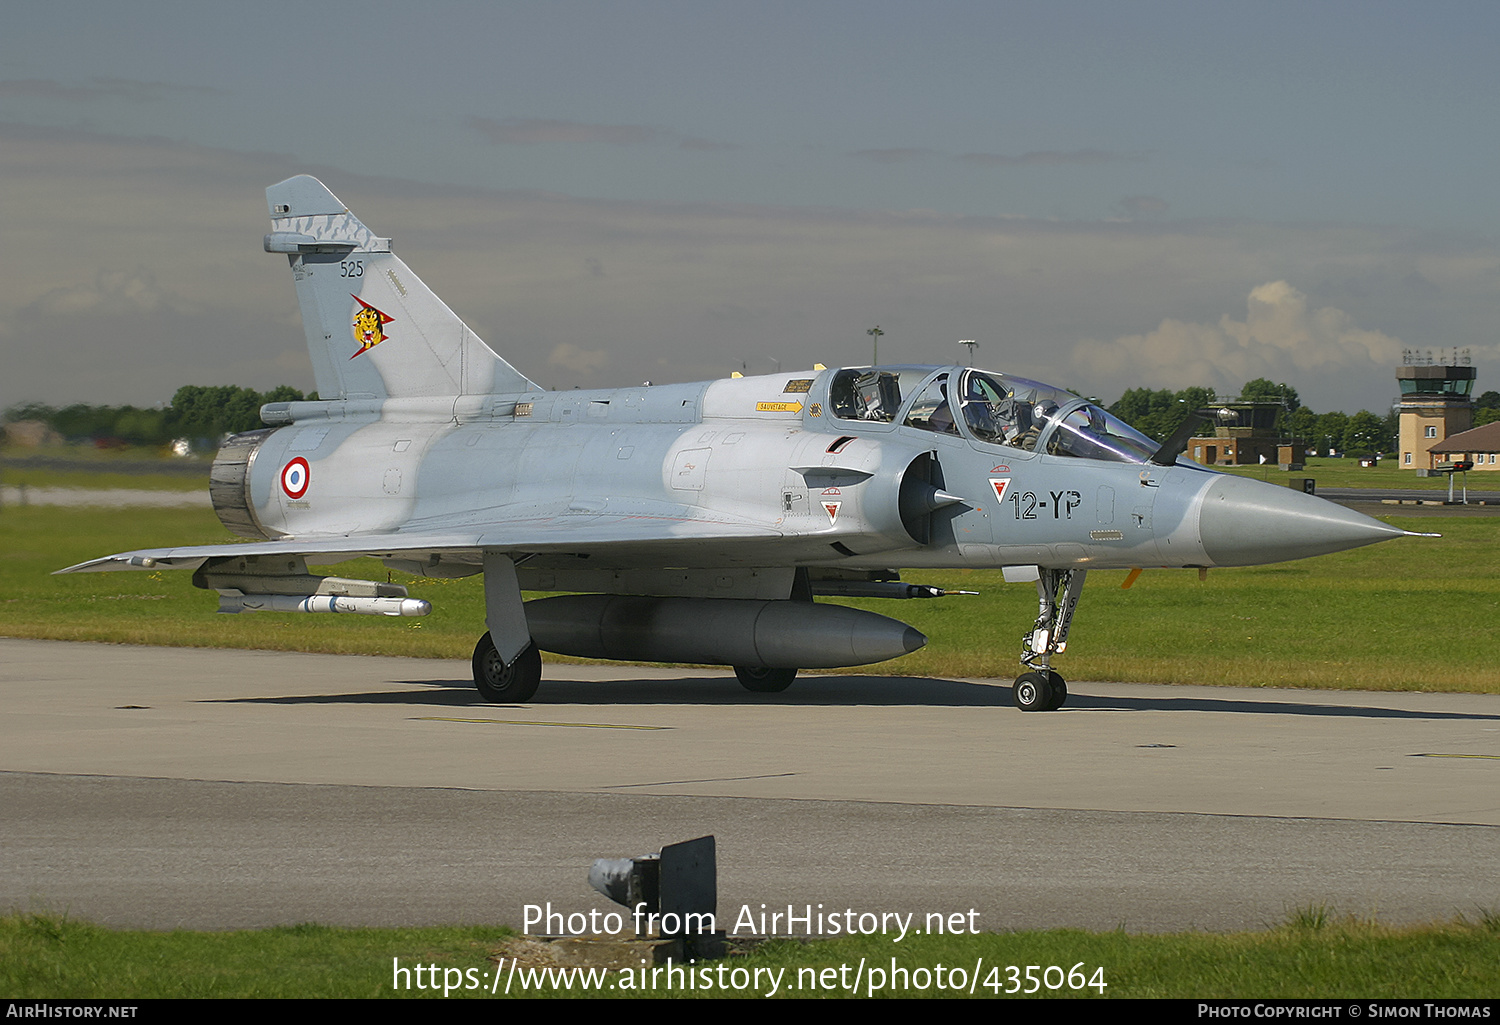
[1198,474,1406,567]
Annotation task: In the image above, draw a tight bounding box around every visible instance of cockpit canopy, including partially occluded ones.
[827,366,1159,464]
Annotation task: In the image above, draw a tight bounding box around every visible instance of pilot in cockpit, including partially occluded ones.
[1014,399,1057,450]
[959,371,1022,445]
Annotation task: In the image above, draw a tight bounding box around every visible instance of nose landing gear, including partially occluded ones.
[1014,568,1085,711]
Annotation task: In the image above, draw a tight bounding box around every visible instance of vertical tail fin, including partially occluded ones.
[264,176,537,401]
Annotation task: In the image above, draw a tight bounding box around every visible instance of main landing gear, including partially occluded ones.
[1013,568,1085,712]
[472,631,542,703]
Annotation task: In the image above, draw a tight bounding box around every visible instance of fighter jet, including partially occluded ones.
[59,176,1419,710]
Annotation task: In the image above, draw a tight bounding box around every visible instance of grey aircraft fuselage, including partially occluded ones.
[61,175,1416,710]
[236,366,1385,580]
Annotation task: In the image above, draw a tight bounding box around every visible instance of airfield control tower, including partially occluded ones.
[1396,349,1474,470]
[1188,399,1297,468]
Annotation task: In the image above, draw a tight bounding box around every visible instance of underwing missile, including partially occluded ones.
[217,594,431,616]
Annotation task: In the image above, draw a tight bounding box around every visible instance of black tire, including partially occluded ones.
[1045,671,1068,711]
[1013,672,1051,711]
[472,632,542,703]
[734,665,797,693]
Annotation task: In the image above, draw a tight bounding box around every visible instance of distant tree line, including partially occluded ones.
[1105,377,1467,458]
[9,376,1499,458]
[1475,391,1500,427]
[3,385,310,450]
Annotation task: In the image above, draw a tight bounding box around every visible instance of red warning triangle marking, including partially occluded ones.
[989,477,1010,503]
[823,500,841,524]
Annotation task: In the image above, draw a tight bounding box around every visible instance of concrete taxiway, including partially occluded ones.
[2,638,1496,934]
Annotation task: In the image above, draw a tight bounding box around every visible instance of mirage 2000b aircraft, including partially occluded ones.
[60,176,1419,711]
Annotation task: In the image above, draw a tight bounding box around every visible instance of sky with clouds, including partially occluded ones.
[3,0,1499,415]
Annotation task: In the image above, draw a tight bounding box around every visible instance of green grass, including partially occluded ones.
[0,505,466,658]
[1216,456,1482,491]
[3,910,1497,998]
[2,466,208,491]
[1,442,200,464]
[1,912,512,999]
[2,446,210,491]
[3,505,1498,691]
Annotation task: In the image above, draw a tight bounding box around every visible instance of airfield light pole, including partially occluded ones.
[960,339,977,365]
[867,326,883,366]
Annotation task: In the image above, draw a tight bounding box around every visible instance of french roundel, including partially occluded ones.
[281,457,310,499]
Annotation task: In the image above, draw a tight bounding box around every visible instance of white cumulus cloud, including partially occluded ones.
[1072,282,1404,405]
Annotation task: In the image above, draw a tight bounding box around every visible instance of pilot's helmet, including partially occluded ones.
[1033,400,1059,423]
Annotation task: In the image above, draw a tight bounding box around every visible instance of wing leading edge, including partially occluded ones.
[55,516,791,575]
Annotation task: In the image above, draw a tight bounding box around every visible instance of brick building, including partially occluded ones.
[1424,421,1500,471]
